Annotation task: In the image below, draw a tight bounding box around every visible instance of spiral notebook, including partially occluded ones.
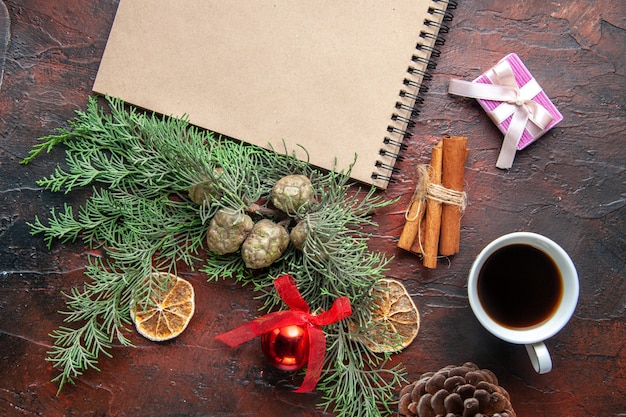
[93,0,455,189]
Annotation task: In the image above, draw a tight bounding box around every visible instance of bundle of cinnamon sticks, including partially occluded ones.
[398,136,469,269]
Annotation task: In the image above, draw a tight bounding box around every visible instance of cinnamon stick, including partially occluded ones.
[397,195,425,252]
[439,136,469,256]
[419,141,443,268]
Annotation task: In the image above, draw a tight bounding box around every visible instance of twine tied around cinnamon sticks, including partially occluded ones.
[398,136,469,269]
[406,164,467,222]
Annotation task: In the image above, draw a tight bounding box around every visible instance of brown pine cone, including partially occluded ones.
[398,362,516,417]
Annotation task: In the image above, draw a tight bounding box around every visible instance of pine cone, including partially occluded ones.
[271,175,314,213]
[289,219,330,262]
[398,363,516,417]
[289,221,308,251]
[241,219,290,269]
[206,208,254,255]
[188,168,224,205]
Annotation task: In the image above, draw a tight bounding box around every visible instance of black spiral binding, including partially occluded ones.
[372,0,456,185]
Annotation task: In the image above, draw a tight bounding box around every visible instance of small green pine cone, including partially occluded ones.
[289,221,308,251]
[271,175,314,213]
[289,219,331,262]
[241,219,290,269]
[206,208,254,255]
[188,168,224,205]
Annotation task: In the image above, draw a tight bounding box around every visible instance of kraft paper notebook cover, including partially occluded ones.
[93,0,454,189]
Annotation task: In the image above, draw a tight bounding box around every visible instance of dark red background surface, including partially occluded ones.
[1,1,624,416]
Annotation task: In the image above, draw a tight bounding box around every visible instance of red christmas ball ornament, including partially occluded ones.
[216,274,352,392]
[261,324,310,371]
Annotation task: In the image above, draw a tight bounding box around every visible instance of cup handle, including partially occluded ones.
[525,342,552,374]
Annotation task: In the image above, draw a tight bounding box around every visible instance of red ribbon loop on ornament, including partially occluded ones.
[214,274,352,393]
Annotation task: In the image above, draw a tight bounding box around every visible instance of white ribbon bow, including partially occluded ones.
[448,59,554,169]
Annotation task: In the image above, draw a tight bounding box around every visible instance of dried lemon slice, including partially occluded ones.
[357,278,420,353]
[130,272,195,342]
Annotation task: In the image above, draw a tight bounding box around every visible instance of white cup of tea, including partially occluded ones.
[467,232,579,374]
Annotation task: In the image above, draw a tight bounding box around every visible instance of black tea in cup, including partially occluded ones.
[477,243,563,329]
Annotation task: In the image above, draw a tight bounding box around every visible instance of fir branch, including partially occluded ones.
[46,320,110,393]
[203,160,402,417]
[28,203,83,248]
[25,96,405,417]
[20,130,76,165]
[318,327,406,417]
[203,252,249,283]
[22,97,216,391]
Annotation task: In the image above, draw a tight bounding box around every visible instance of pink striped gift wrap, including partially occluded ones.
[473,53,563,150]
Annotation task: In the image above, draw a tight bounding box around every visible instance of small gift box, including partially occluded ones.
[448,53,563,169]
